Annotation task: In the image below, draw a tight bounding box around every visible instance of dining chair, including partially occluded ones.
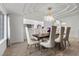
[40,26,57,48]
[39,27,49,42]
[54,27,65,50]
[63,27,71,48]
[39,26,57,55]
[30,28,38,41]
[25,26,39,53]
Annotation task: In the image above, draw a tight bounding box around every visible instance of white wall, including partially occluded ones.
[10,14,24,44]
[0,4,7,56]
[61,13,79,39]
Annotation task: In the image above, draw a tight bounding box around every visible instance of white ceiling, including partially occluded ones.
[1,3,79,20]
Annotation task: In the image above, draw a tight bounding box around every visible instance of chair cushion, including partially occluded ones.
[55,37,61,43]
[40,41,54,48]
[31,37,38,41]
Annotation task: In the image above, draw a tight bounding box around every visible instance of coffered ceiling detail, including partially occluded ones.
[1,3,79,20]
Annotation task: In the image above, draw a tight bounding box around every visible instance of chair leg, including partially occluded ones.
[58,43,61,49]
[27,44,31,55]
[60,42,64,50]
[55,43,59,49]
[54,43,57,48]
[40,46,45,55]
[35,44,37,47]
[62,41,66,50]
[51,45,57,56]
[67,40,71,46]
[27,44,29,49]
[27,45,33,55]
[56,43,61,50]
[53,47,57,55]
[64,41,66,48]
[40,46,48,55]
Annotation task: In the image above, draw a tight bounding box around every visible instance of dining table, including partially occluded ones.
[32,33,49,41]
[32,33,59,41]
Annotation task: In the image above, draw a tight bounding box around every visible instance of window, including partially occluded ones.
[0,11,4,40]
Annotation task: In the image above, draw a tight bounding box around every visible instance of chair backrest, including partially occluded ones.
[25,26,31,44]
[48,26,57,47]
[60,27,65,42]
[64,27,71,40]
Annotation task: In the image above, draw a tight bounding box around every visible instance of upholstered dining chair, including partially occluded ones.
[54,27,65,50]
[40,26,57,55]
[30,28,38,41]
[25,26,39,49]
[63,27,71,48]
[40,26,57,48]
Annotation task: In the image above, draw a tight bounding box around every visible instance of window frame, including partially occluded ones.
[0,11,7,44]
